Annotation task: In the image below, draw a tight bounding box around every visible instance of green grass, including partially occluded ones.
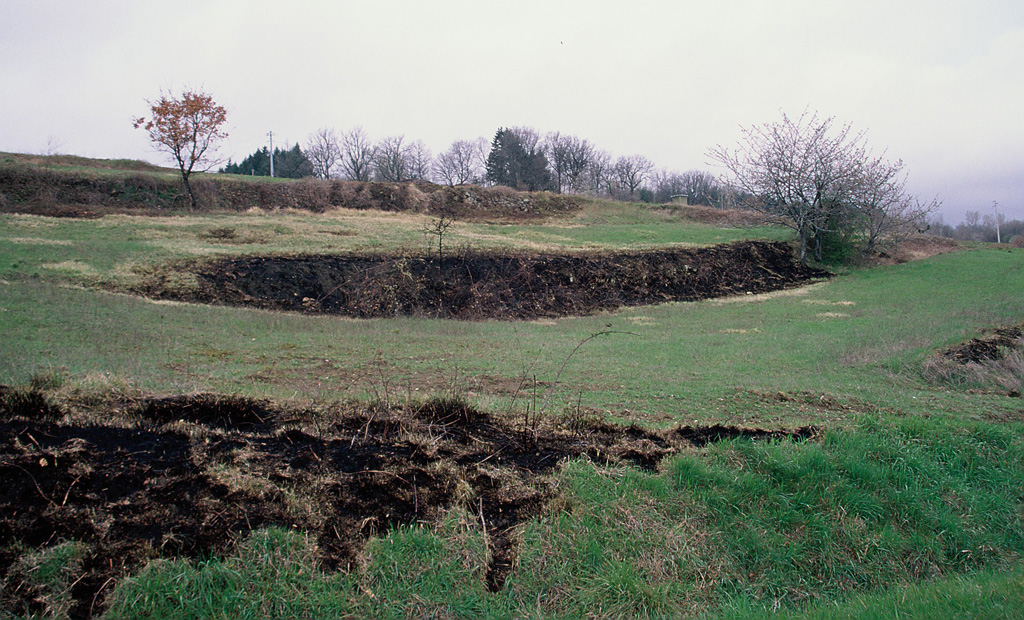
[2,230,1020,426]
[713,567,1024,619]
[471,200,788,249]
[1,151,172,173]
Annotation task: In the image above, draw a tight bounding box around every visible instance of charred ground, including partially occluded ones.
[0,389,818,618]
[136,240,830,320]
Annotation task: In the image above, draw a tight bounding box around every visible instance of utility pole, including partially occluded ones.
[268,131,275,178]
[993,201,1001,243]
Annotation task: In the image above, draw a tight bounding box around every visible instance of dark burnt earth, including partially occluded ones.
[175,240,830,320]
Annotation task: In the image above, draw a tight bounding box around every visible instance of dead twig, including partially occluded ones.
[539,329,639,415]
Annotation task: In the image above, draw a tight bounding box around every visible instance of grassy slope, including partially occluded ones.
[1,194,1023,618]
[0,211,1018,425]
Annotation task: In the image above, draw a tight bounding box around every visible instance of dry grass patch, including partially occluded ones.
[7,237,73,246]
[40,260,99,276]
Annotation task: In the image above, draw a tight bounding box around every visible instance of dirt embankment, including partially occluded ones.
[139,241,829,320]
[0,160,580,220]
[0,388,817,618]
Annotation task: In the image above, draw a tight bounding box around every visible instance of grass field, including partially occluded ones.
[1,190,1023,618]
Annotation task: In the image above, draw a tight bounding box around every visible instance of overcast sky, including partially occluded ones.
[2,0,1022,222]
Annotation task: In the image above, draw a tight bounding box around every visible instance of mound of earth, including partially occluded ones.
[0,159,581,219]
[145,240,829,320]
[941,323,1024,364]
[0,388,817,618]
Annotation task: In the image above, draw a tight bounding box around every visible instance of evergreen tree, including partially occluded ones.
[485,128,553,191]
[222,147,271,176]
[274,144,315,179]
[221,144,314,178]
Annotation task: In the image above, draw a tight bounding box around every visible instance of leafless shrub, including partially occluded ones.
[293,178,331,212]
[328,180,357,207]
[33,186,59,208]
[189,176,219,210]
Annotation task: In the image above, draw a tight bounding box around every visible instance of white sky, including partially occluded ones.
[2,0,1022,222]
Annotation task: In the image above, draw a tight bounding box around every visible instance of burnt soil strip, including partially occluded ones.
[145,240,829,320]
[0,390,819,618]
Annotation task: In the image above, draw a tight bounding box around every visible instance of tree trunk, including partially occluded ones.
[180,172,196,210]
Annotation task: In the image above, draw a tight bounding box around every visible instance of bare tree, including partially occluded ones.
[709,109,933,262]
[406,139,434,181]
[654,170,686,203]
[965,210,982,229]
[340,127,376,181]
[852,156,939,252]
[435,138,486,185]
[509,126,542,154]
[545,132,570,193]
[679,170,720,206]
[42,135,66,157]
[586,149,614,197]
[708,110,869,262]
[614,154,654,197]
[546,133,594,193]
[373,135,410,182]
[305,128,342,180]
[564,137,595,193]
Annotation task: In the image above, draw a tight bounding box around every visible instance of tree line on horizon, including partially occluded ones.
[219,125,728,206]
[927,209,1024,245]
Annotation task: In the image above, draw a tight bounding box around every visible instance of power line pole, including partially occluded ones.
[993,201,1001,243]
[268,131,275,178]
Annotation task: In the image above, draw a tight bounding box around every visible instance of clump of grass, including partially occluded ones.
[922,351,1024,396]
[4,541,88,619]
[357,509,498,619]
[104,516,501,619]
[104,528,353,619]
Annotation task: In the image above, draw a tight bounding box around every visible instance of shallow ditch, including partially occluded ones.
[138,240,830,320]
[0,390,818,618]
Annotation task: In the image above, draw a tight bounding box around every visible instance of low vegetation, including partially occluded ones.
[1,154,1022,618]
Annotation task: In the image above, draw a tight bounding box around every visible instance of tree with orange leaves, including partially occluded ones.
[134,89,227,210]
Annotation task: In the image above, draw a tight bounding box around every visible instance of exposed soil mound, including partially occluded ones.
[156,241,828,320]
[941,324,1024,364]
[0,389,818,618]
